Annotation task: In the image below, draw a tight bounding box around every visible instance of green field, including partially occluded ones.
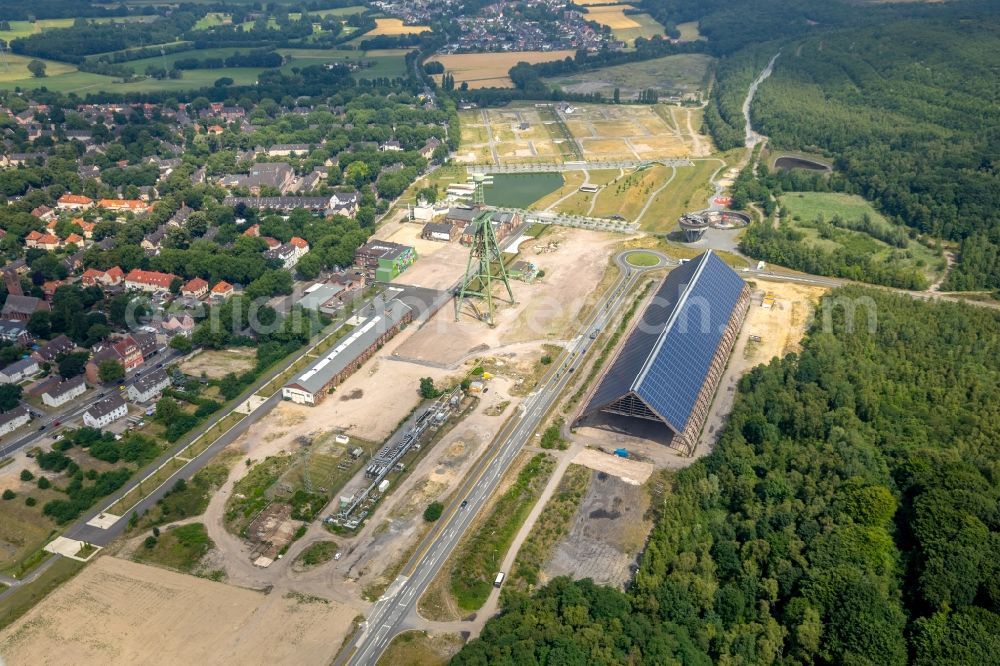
[613,13,667,46]
[0,46,407,93]
[777,192,945,282]
[134,523,214,572]
[483,173,564,209]
[625,251,661,267]
[780,192,888,225]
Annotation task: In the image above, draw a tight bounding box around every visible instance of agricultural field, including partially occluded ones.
[676,20,704,41]
[543,53,713,101]
[425,50,576,89]
[582,5,665,45]
[366,18,430,36]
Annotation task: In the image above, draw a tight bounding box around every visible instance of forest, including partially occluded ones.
[703,10,1000,292]
[454,287,1000,664]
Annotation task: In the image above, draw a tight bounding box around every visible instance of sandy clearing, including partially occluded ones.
[0,556,354,666]
[179,348,256,380]
[571,448,653,484]
[395,228,620,367]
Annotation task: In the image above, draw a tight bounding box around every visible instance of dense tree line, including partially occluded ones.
[173,50,283,70]
[455,288,1000,664]
[701,8,1000,291]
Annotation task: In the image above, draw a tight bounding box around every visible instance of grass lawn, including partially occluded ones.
[134,461,231,530]
[0,19,74,41]
[449,453,555,611]
[509,464,590,591]
[0,556,84,632]
[294,540,338,569]
[376,631,464,666]
[778,192,945,282]
[0,54,78,83]
[779,192,888,225]
[590,164,670,221]
[625,251,661,267]
[639,158,721,233]
[134,523,214,573]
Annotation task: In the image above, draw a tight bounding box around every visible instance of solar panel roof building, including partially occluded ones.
[582,251,750,455]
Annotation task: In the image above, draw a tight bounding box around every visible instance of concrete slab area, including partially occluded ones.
[86,512,121,529]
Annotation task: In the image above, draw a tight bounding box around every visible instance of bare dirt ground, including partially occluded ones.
[384,225,472,292]
[693,280,829,456]
[570,447,654,484]
[395,228,620,368]
[0,556,355,666]
[543,469,652,589]
[179,348,256,379]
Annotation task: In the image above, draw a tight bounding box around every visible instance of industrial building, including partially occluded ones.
[353,240,417,283]
[282,298,413,405]
[579,251,750,455]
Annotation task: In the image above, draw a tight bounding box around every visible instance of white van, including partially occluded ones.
[494,572,506,588]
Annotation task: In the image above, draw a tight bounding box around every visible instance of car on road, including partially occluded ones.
[53,420,60,427]
[460,500,469,508]
[37,425,46,431]
[334,552,343,561]
[494,571,506,588]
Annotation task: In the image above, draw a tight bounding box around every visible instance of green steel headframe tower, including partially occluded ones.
[455,208,515,327]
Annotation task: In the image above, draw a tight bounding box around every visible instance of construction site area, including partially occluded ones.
[0,92,836,666]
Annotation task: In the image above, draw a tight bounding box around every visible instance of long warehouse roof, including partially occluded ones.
[286,298,411,395]
[584,250,747,433]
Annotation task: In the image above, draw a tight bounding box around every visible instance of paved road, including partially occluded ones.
[55,299,383,547]
[0,347,180,460]
[338,250,667,665]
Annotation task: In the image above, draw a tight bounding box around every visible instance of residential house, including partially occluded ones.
[263,237,309,270]
[223,196,330,212]
[112,336,144,371]
[0,357,40,384]
[267,143,311,157]
[210,281,234,301]
[167,205,193,228]
[2,294,49,322]
[98,199,150,214]
[24,231,61,251]
[141,225,169,253]
[181,277,209,299]
[127,368,170,403]
[379,140,403,152]
[162,314,195,335]
[124,269,179,293]
[74,219,96,239]
[30,205,55,221]
[81,266,125,288]
[57,194,94,211]
[42,376,87,408]
[0,405,30,436]
[83,394,128,428]
[420,136,442,159]
[78,164,102,181]
[329,191,360,217]
[0,320,31,344]
[32,334,76,363]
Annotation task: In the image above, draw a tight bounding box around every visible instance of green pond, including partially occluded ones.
[482,173,563,209]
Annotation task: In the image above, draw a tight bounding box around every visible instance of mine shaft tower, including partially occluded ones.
[455,178,514,327]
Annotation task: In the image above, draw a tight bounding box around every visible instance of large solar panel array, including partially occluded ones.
[584,251,747,433]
